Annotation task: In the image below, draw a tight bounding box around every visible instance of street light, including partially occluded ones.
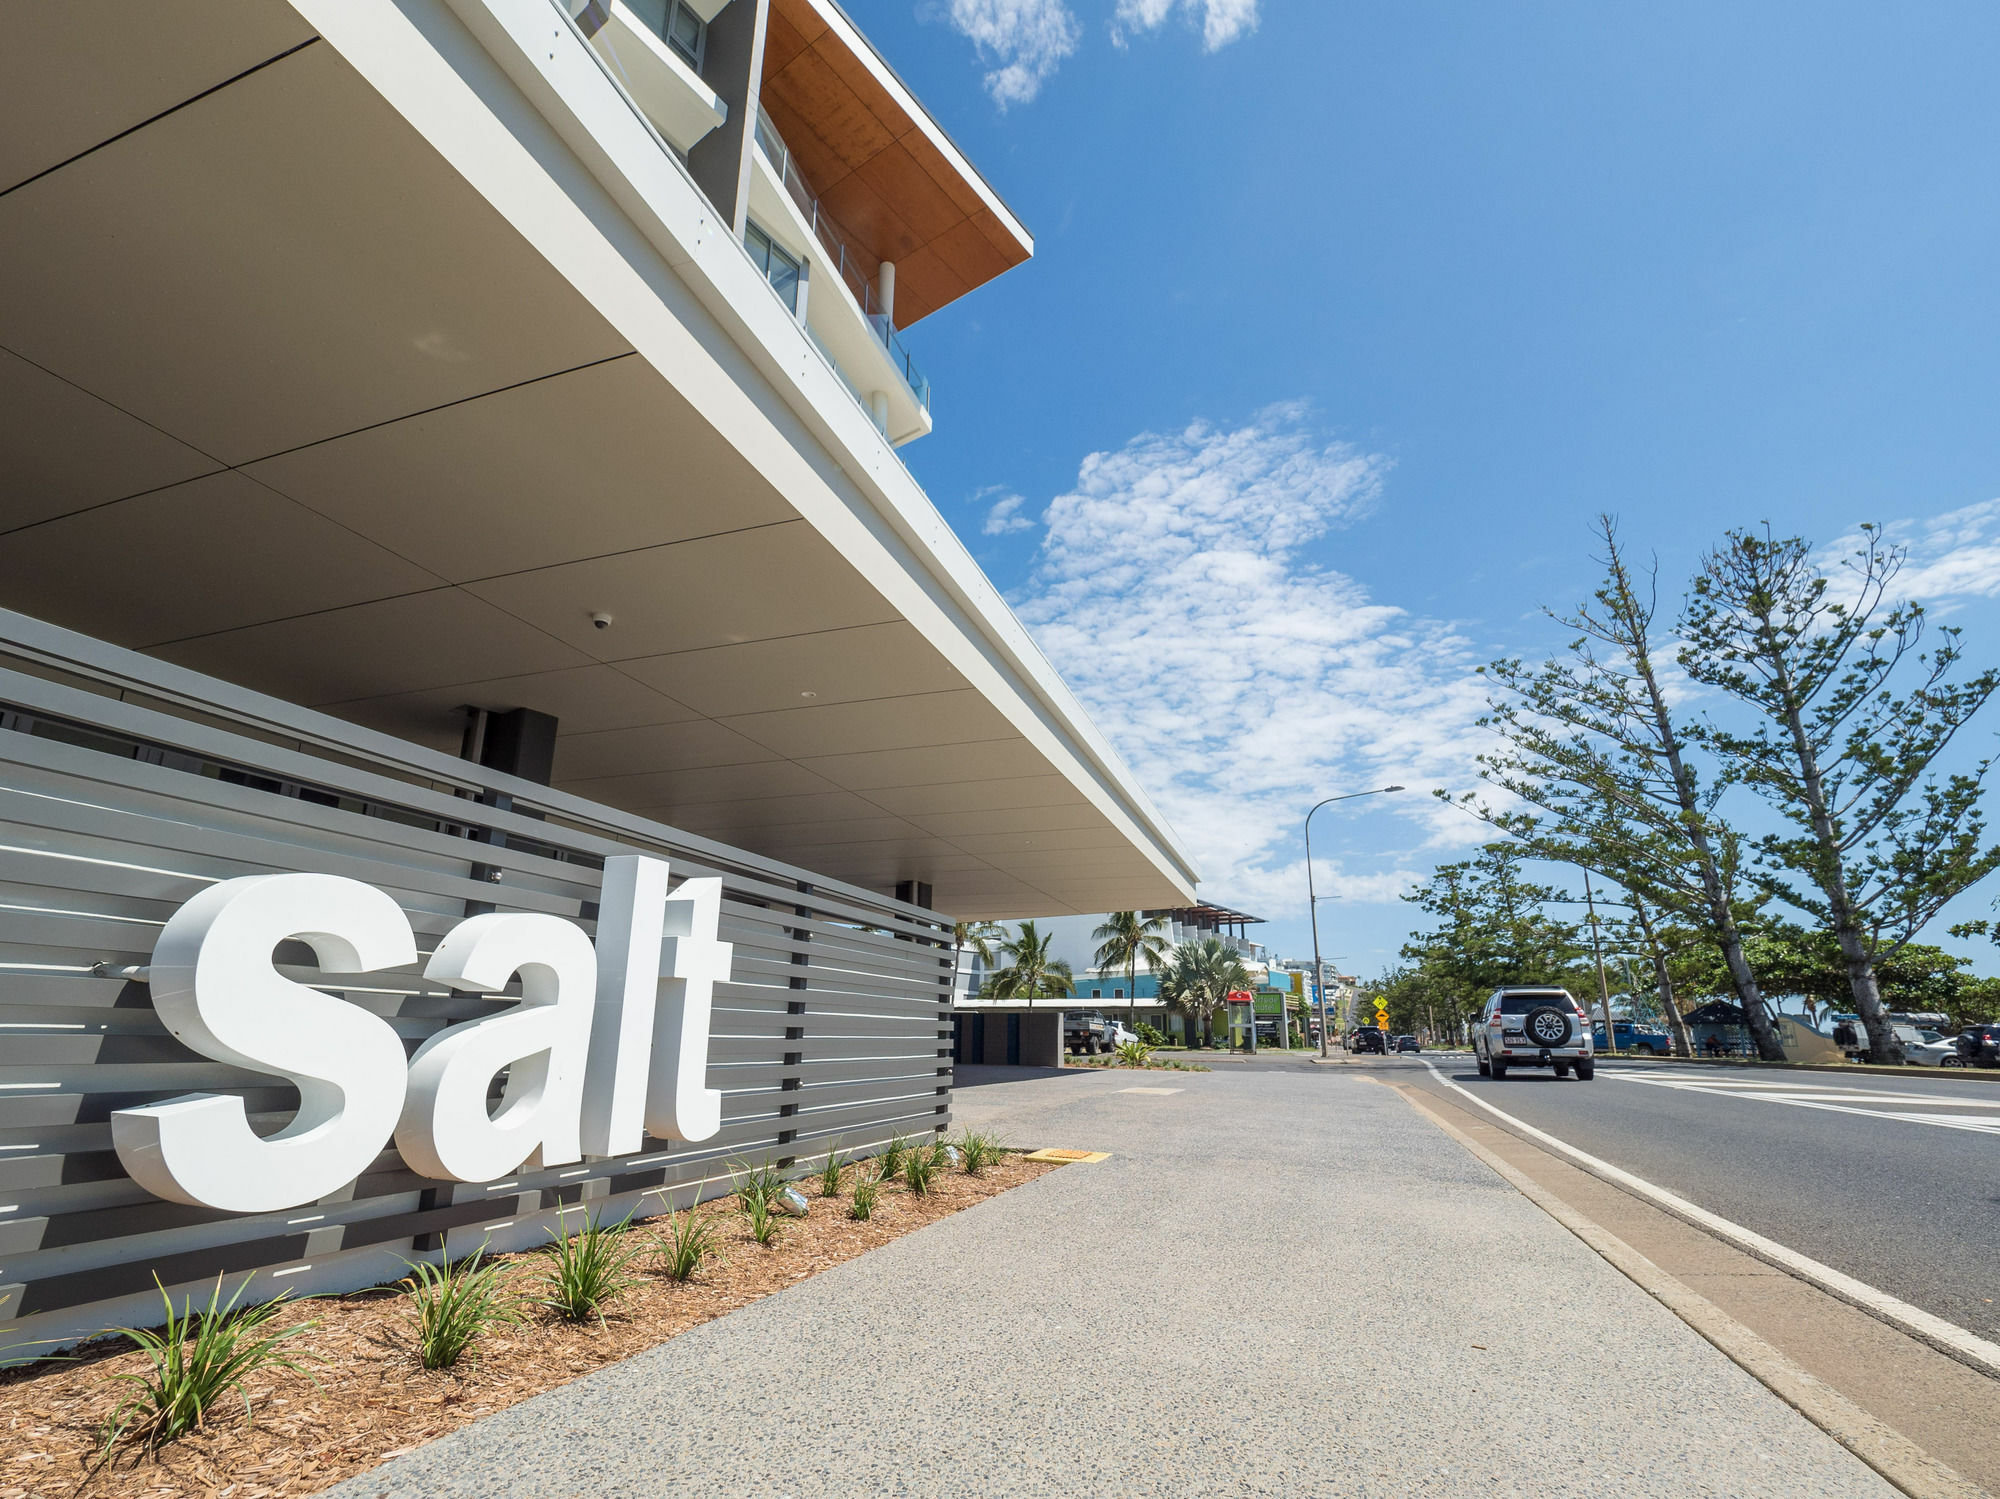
[1306,786,1405,1058]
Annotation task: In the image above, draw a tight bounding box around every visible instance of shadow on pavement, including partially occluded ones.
[951,1064,1093,1089]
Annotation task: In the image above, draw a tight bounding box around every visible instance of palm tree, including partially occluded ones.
[982,920,1075,1004]
[1160,936,1252,1047]
[950,918,1007,1003]
[1092,910,1172,1029]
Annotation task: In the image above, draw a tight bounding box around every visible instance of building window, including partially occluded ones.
[1114,988,1123,999]
[744,221,801,313]
[1091,988,1101,998]
[640,0,706,70]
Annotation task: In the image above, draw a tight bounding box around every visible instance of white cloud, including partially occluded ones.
[1114,0,1259,50]
[945,0,1079,106]
[981,491,1037,535]
[1864,498,2000,608]
[1010,407,1494,916]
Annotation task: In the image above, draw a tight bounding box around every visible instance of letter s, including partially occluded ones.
[112,874,417,1213]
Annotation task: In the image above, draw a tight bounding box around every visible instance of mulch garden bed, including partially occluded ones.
[1,1153,1055,1499]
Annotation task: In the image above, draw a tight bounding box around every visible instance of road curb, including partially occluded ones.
[1393,1084,1994,1499]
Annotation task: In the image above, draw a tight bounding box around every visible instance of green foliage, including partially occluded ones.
[538,1206,642,1325]
[741,1193,781,1246]
[848,1173,879,1220]
[731,1158,786,1212]
[1134,1021,1169,1046]
[400,1246,519,1371]
[1681,525,2000,1055]
[955,1128,1004,1175]
[1114,1040,1153,1066]
[877,1132,912,1181]
[1092,911,1172,1013]
[981,920,1076,1001]
[1158,937,1253,1046]
[816,1143,848,1197]
[103,1276,317,1453]
[903,1145,941,1196]
[656,1207,722,1283]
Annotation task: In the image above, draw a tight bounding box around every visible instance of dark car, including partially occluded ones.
[1395,1035,1421,1054]
[1351,1028,1387,1054]
[1953,1024,2000,1068]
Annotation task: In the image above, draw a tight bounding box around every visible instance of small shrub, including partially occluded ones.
[742,1193,782,1246]
[401,1245,519,1370]
[103,1275,317,1453]
[849,1174,880,1221]
[1135,1022,1169,1046]
[656,1208,722,1283]
[538,1206,641,1325]
[956,1128,1004,1175]
[1115,1040,1153,1067]
[903,1147,940,1196]
[816,1144,848,1197]
[878,1133,912,1181]
[732,1158,786,1212]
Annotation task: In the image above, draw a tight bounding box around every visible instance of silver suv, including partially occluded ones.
[1473,988,1596,1080]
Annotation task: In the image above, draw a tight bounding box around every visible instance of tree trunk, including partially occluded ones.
[1765,646,1898,1064]
[1630,897,1692,1058]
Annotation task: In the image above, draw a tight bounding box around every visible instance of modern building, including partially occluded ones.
[0,0,1195,1354]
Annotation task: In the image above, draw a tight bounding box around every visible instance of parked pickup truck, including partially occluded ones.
[1064,1010,1117,1055]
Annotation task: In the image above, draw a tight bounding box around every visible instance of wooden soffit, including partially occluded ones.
[760,0,1032,326]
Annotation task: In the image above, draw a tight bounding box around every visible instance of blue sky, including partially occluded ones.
[845,0,2000,978]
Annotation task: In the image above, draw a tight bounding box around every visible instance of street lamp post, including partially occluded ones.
[1307,786,1405,1058]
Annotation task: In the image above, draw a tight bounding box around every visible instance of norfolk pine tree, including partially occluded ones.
[1472,517,1785,1059]
[1680,526,2000,1064]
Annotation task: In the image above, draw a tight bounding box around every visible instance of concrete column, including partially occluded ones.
[869,390,890,431]
[686,0,772,237]
[876,259,895,323]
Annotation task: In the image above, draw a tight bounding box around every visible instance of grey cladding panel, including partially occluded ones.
[0,610,954,1356]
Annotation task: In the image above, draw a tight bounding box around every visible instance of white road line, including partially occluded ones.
[1609,1073,2000,1132]
[1418,1059,2000,1381]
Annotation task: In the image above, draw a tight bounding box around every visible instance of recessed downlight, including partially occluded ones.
[800,690,817,699]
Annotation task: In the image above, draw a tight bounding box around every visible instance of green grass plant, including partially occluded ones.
[741,1192,782,1246]
[102,1275,317,1453]
[732,1157,786,1211]
[400,1245,519,1370]
[877,1132,913,1181]
[656,1207,723,1283]
[848,1173,880,1221]
[1115,1040,1154,1067]
[537,1206,641,1326]
[816,1143,848,1197]
[903,1145,941,1196]
[955,1128,1004,1175]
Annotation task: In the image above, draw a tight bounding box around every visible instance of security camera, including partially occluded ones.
[590,611,613,631]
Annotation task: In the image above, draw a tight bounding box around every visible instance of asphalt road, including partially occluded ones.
[1388,1055,2000,1342]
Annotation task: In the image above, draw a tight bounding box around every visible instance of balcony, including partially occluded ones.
[568,0,727,155]
[747,110,933,446]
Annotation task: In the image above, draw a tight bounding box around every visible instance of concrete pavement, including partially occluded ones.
[332,1063,1895,1498]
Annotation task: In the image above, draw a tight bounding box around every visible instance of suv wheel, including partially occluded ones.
[1477,1055,1491,1077]
[1575,1057,1596,1081]
[1522,1005,1573,1049]
[1553,1061,1571,1078]
[1490,1059,1510,1079]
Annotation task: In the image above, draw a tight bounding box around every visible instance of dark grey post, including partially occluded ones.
[688,0,772,237]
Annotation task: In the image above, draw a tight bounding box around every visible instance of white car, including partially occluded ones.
[1904,1029,1961,1067]
[1103,1019,1139,1049]
[1472,987,1597,1080]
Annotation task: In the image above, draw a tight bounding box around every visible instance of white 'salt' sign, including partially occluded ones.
[109,855,729,1213]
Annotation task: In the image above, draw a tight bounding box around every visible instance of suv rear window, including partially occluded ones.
[1498,994,1576,1014]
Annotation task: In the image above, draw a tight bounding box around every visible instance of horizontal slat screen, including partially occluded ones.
[0,610,954,1358]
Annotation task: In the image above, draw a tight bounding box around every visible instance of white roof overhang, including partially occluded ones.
[0,0,1197,918]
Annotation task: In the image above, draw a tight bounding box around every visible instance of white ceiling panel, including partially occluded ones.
[0,1,313,193]
[616,621,966,717]
[552,719,779,781]
[719,689,1013,760]
[246,355,794,582]
[0,346,219,530]
[321,663,703,747]
[799,739,1053,793]
[0,43,627,463]
[465,522,898,658]
[155,589,592,704]
[0,470,443,648]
